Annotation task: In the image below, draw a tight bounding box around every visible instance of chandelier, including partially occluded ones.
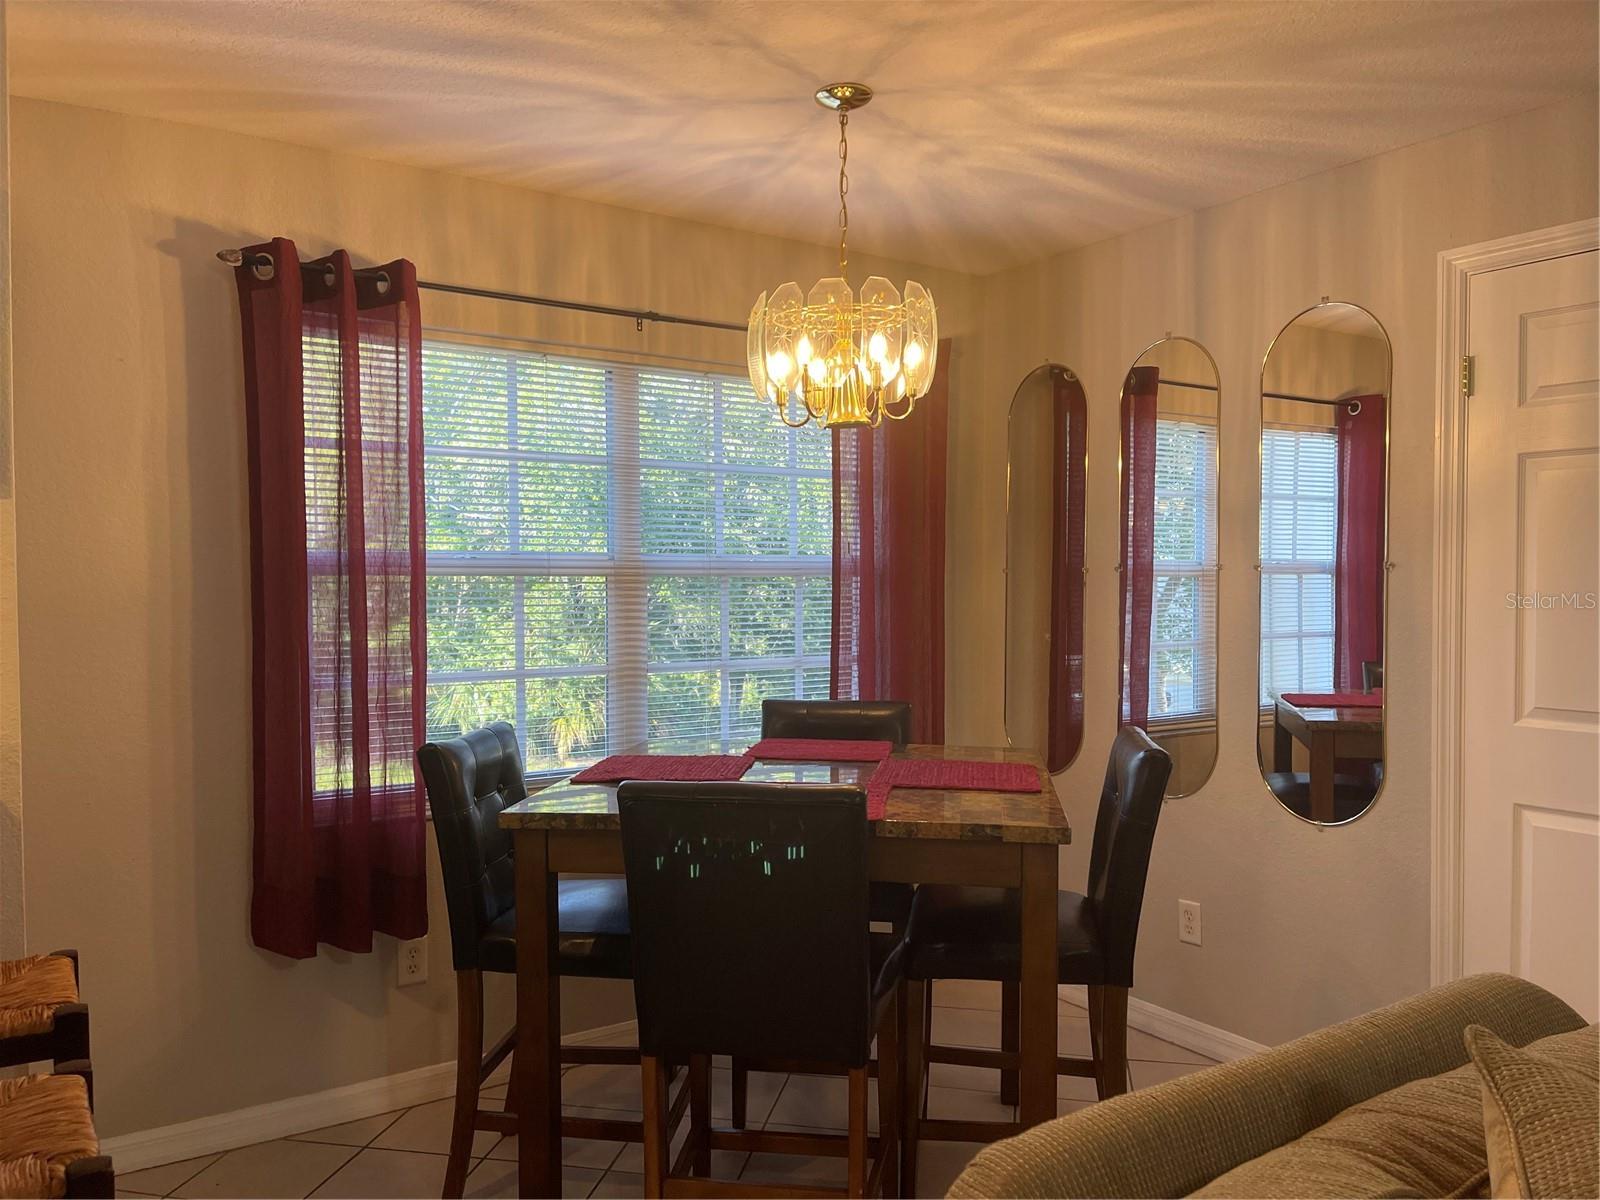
[747,83,938,429]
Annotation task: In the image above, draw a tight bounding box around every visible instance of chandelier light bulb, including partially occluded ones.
[747,82,938,430]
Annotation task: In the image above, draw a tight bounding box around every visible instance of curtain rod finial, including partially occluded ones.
[217,248,244,266]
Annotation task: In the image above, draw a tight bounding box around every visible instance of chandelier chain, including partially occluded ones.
[837,109,849,278]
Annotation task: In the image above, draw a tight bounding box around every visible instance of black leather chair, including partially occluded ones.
[417,723,639,1198]
[760,699,913,746]
[618,780,903,1199]
[898,727,1171,1194]
[760,699,915,927]
[748,699,916,1133]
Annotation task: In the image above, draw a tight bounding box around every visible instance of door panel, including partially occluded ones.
[1516,450,1598,727]
[1513,806,1599,1013]
[1462,248,1599,1022]
[1519,301,1599,408]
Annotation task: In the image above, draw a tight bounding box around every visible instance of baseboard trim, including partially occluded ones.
[102,1021,641,1173]
[1059,985,1267,1062]
[100,1059,459,1173]
[103,997,1253,1175]
[563,1018,638,1047]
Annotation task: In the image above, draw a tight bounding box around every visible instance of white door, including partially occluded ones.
[1461,247,1599,1022]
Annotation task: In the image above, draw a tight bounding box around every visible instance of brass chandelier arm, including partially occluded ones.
[773,399,811,429]
[881,393,919,421]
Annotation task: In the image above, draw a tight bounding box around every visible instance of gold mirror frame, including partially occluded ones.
[1116,336,1222,798]
[1255,300,1393,827]
[1004,363,1088,773]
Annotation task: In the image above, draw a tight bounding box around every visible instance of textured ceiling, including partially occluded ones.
[9,0,1596,273]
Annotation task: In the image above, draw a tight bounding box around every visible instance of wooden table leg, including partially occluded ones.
[999,980,1019,1106]
[1018,842,1059,1128]
[1273,710,1292,772]
[512,829,562,1198]
[1309,731,1335,822]
[900,979,925,1199]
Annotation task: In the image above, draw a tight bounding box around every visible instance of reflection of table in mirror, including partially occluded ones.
[1272,699,1384,822]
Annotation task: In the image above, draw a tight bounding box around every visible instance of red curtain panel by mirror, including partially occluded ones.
[830,339,950,744]
[1334,393,1387,692]
[233,238,428,958]
[1119,365,1158,729]
[1048,369,1087,771]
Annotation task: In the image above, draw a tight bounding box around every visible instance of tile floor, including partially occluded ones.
[115,984,1217,1200]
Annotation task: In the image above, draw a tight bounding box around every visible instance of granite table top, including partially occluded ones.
[498,742,1070,844]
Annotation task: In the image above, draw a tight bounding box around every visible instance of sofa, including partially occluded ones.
[948,973,1593,1198]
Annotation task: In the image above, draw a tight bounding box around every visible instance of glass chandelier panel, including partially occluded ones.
[748,84,938,430]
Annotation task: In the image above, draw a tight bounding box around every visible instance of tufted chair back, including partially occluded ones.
[760,699,913,748]
[1085,726,1172,987]
[618,781,874,1066]
[416,722,526,972]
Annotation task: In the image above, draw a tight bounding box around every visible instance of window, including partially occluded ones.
[1149,418,1218,721]
[1259,426,1338,702]
[421,341,832,773]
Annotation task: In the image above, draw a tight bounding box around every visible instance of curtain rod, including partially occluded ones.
[1264,389,1370,416]
[1157,377,1219,393]
[216,249,746,333]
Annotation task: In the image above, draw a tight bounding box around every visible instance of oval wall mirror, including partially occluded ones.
[1005,364,1087,773]
[1256,300,1391,825]
[1116,337,1220,797]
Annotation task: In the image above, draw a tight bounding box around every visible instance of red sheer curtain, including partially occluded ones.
[1334,393,1386,692]
[234,238,428,959]
[1119,366,1159,728]
[831,338,950,744]
[1047,370,1086,771]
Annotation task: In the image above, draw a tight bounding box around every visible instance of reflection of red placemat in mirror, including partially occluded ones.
[569,754,754,784]
[865,758,1042,818]
[749,738,893,762]
[1279,689,1383,708]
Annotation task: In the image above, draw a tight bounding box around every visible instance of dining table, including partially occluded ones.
[1272,697,1384,821]
[497,741,1071,1197]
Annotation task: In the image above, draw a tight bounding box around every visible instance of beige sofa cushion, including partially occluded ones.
[949,975,1585,1200]
[1191,1027,1596,1200]
[1465,1023,1598,1199]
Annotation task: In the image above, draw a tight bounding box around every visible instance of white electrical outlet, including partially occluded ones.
[1178,899,1202,946]
[398,939,428,987]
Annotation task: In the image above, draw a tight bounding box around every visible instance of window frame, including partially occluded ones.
[1258,421,1340,708]
[1147,415,1219,728]
[420,339,832,781]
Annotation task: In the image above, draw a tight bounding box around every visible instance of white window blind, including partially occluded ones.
[1260,425,1338,702]
[421,341,832,773]
[1149,418,1218,721]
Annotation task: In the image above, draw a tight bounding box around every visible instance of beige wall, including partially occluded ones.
[976,92,1598,1045]
[7,97,979,1138]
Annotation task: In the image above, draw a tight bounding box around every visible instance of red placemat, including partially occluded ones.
[749,738,894,762]
[569,754,754,785]
[1280,689,1383,708]
[865,758,1042,818]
